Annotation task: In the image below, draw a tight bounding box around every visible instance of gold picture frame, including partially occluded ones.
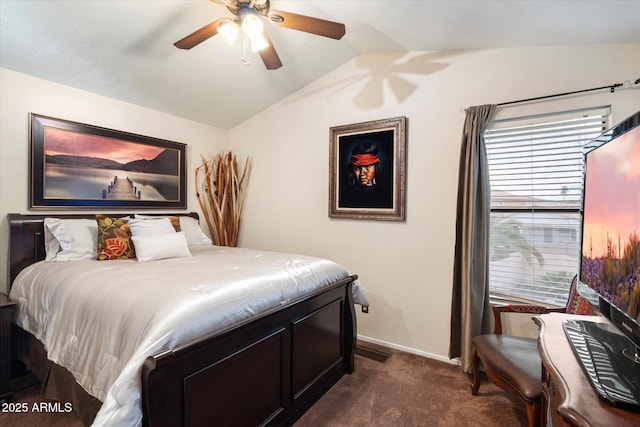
[329,116,407,221]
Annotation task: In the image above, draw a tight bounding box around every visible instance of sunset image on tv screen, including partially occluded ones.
[581,126,640,321]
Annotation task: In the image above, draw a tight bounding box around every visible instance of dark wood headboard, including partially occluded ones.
[7,212,199,288]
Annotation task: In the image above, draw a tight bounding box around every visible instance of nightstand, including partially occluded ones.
[0,293,17,401]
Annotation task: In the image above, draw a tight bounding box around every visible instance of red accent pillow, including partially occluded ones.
[566,276,598,315]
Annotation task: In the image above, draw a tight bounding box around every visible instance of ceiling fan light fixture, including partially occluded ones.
[249,33,269,52]
[218,20,239,45]
[241,13,263,38]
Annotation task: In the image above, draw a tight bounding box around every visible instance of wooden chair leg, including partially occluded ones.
[470,345,481,395]
[525,400,542,427]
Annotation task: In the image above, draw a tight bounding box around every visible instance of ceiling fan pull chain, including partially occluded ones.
[241,35,251,65]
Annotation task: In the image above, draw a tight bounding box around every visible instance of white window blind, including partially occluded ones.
[485,107,610,306]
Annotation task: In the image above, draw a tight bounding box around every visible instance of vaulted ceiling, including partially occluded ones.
[2,0,639,129]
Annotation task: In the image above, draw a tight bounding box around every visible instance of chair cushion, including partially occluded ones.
[472,335,542,400]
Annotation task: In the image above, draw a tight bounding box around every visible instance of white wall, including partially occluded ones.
[0,68,227,293]
[1,44,639,362]
[228,43,640,361]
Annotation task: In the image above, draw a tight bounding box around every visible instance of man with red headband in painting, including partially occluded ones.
[340,140,393,208]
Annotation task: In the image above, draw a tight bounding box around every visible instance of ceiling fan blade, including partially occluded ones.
[268,10,345,40]
[258,31,282,70]
[174,17,228,49]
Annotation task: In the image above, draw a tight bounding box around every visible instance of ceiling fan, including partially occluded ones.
[174,0,346,70]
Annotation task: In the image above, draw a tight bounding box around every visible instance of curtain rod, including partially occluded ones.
[497,77,640,107]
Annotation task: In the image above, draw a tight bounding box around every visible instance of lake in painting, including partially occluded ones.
[44,165,179,201]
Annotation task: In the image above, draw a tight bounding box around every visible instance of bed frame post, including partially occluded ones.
[141,352,172,427]
[8,213,46,287]
[344,280,357,374]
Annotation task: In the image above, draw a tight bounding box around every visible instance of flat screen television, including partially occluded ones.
[570,110,640,410]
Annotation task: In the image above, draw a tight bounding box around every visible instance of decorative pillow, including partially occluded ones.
[566,278,598,315]
[134,215,211,246]
[96,215,136,260]
[169,216,181,233]
[128,217,177,237]
[131,232,191,262]
[43,218,98,261]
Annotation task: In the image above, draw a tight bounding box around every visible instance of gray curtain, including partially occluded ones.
[449,104,497,372]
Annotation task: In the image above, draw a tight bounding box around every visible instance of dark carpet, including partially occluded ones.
[294,343,527,426]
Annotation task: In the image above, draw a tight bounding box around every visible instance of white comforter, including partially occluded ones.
[10,246,367,427]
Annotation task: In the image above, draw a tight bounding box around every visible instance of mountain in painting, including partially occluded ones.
[46,149,178,176]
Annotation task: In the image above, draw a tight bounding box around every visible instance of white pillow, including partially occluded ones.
[134,215,212,246]
[128,217,176,237]
[131,232,191,262]
[178,216,213,246]
[43,221,62,261]
[43,218,98,261]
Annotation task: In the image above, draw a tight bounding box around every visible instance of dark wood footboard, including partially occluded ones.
[142,275,357,427]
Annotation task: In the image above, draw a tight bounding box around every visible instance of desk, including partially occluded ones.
[535,313,640,426]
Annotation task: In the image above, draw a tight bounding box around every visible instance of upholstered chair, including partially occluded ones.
[469,275,596,427]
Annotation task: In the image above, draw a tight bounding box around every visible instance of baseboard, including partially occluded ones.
[356,335,461,366]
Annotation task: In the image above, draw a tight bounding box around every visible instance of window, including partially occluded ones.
[485,107,610,306]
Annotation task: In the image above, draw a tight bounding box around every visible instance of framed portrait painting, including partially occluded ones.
[29,113,187,209]
[329,116,407,221]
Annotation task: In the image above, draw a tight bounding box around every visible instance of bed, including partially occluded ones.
[7,212,366,427]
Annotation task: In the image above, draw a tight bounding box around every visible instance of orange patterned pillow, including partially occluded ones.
[96,215,135,260]
[168,216,181,232]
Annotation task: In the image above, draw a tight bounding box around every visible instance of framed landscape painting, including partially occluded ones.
[329,116,407,221]
[29,113,186,209]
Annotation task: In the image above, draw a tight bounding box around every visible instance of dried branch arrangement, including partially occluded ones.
[195,151,252,247]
